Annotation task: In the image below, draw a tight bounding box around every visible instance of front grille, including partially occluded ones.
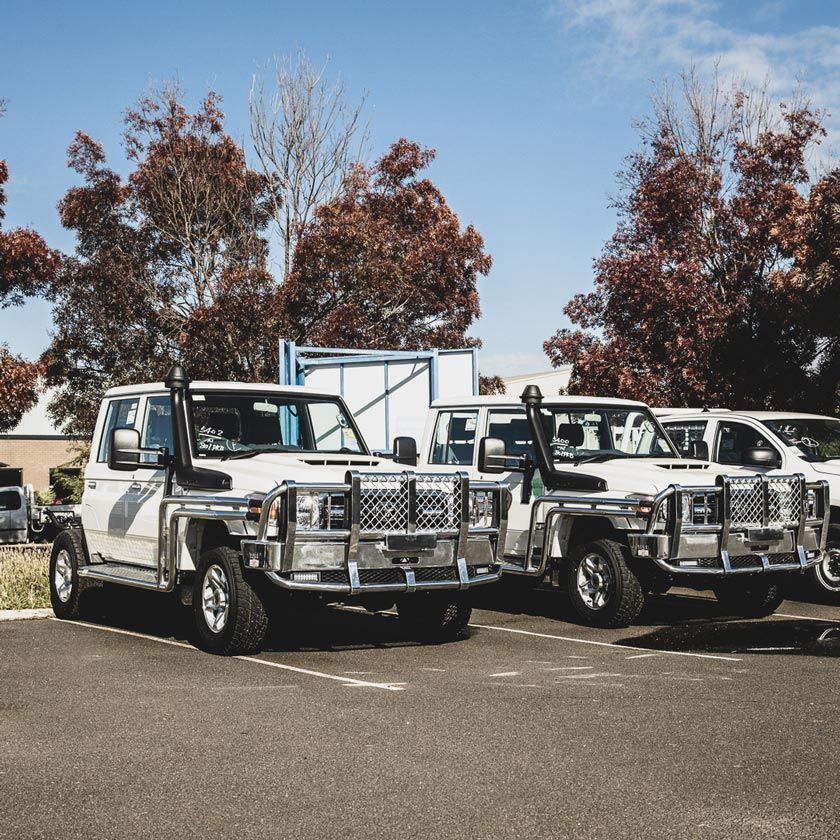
[727,476,802,528]
[320,570,350,584]
[414,566,458,582]
[359,568,403,585]
[358,473,463,533]
[693,557,722,569]
[730,555,763,570]
[768,552,798,566]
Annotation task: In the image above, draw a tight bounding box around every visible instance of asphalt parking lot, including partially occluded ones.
[2,585,839,840]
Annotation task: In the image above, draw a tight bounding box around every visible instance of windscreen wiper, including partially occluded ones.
[574,453,621,465]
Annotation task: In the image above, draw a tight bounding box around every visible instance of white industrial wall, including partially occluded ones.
[301,351,475,451]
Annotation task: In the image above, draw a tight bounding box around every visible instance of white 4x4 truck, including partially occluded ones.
[419,386,830,627]
[657,408,840,600]
[48,366,508,654]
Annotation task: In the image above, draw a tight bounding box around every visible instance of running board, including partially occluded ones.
[78,562,163,591]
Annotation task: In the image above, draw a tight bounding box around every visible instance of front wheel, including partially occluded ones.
[396,593,471,641]
[193,547,269,655]
[565,539,644,628]
[806,527,840,602]
[713,579,785,618]
[49,529,93,619]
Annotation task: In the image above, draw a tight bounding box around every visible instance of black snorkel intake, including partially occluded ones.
[165,364,231,491]
[520,385,608,493]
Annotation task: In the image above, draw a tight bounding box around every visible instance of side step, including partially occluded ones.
[78,561,162,591]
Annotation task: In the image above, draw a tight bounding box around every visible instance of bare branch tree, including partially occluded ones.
[249,51,369,280]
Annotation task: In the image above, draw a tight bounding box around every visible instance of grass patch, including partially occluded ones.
[0,545,51,610]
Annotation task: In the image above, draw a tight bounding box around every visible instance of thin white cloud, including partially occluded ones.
[549,1,840,160]
[551,1,840,100]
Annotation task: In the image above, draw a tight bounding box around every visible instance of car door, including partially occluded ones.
[477,408,535,557]
[122,395,172,567]
[82,396,141,562]
[713,419,784,473]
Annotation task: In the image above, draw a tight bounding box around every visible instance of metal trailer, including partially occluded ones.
[279,341,478,454]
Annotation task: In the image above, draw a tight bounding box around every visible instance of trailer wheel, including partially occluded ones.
[806,526,840,602]
[566,539,644,628]
[193,547,269,655]
[396,593,471,641]
[49,529,91,619]
[713,579,785,618]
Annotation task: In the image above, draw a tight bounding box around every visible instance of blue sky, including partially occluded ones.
[2,0,839,376]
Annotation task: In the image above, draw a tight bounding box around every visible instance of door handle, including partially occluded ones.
[128,482,142,492]
[87,481,97,489]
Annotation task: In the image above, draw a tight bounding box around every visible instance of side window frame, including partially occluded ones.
[97,397,141,464]
[714,419,781,465]
[662,419,709,458]
[427,409,480,466]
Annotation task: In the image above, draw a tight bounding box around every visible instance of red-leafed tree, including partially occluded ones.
[544,72,827,409]
[283,139,491,349]
[0,101,61,432]
[44,86,277,435]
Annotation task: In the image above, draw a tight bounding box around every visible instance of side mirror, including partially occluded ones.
[108,427,167,472]
[109,427,142,472]
[392,436,417,466]
[690,440,710,460]
[741,446,782,469]
[478,437,525,474]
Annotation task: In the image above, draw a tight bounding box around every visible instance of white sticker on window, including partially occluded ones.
[464,417,476,432]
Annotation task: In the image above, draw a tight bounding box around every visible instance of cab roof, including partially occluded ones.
[104,381,338,399]
[656,408,836,422]
[431,394,649,409]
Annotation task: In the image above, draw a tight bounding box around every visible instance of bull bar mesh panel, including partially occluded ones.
[358,473,462,534]
[727,476,802,528]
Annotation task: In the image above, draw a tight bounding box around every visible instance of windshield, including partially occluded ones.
[542,406,677,463]
[190,391,367,457]
[761,417,840,462]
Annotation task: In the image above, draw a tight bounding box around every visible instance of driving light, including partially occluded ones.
[469,490,495,528]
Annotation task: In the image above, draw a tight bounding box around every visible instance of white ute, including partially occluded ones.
[419,386,830,627]
[658,408,840,600]
[48,366,508,654]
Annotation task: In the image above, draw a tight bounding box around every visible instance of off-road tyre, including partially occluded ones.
[396,593,471,641]
[806,526,840,602]
[713,579,785,618]
[193,546,269,655]
[49,528,93,619]
[566,538,645,628]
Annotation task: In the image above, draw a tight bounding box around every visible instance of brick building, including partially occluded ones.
[0,391,80,490]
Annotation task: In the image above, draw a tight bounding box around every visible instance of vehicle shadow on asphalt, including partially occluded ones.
[79,585,449,653]
[619,619,840,657]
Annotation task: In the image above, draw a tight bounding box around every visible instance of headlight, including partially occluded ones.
[469,490,495,528]
[681,491,718,525]
[806,488,818,519]
[296,492,322,530]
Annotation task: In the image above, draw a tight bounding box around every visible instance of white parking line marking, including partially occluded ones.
[468,622,743,661]
[54,619,405,691]
[775,612,839,623]
[488,671,521,677]
[555,672,622,680]
[625,653,659,659]
[544,665,593,671]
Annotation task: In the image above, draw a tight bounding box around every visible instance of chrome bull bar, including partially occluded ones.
[503,474,830,579]
[240,471,509,595]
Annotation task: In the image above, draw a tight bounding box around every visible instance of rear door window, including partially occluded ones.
[429,410,479,466]
[0,490,22,511]
[662,420,708,457]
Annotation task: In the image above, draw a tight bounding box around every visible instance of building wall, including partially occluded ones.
[0,438,81,490]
